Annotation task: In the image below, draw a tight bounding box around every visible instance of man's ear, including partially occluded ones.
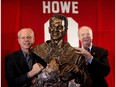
[18,38,20,44]
[32,37,35,44]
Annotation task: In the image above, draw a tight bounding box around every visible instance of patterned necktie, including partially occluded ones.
[87,48,90,52]
[85,48,91,65]
[26,54,32,69]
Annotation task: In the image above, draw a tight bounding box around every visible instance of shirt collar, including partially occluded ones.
[22,50,31,57]
[82,43,92,51]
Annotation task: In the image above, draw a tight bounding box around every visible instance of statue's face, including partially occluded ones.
[49,18,66,41]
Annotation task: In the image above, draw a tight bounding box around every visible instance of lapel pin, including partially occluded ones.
[93,52,95,55]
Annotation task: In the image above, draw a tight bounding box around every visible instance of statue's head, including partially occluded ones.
[48,14,68,40]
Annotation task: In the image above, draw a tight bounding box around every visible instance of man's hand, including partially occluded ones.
[74,47,93,61]
[27,63,44,78]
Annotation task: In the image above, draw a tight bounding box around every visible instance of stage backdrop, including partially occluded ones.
[1,0,115,87]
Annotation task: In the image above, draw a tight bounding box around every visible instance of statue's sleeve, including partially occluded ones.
[60,53,89,85]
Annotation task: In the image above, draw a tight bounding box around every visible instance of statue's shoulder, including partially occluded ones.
[32,42,50,59]
[64,42,82,64]
[64,42,77,55]
[33,42,46,51]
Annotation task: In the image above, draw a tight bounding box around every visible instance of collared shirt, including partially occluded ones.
[82,43,93,64]
[68,79,81,87]
[82,43,92,51]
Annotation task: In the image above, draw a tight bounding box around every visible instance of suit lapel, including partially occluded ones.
[91,45,99,58]
[17,50,30,71]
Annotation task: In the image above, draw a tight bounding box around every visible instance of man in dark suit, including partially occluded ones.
[74,26,111,87]
[5,28,47,87]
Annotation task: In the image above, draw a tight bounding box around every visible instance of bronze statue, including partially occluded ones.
[32,14,89,87]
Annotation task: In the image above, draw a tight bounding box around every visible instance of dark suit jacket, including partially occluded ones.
[87,45,111,87]
[5,50,47,87]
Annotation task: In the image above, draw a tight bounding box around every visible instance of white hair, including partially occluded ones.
[78,26,93,35]
[17,28,34,38]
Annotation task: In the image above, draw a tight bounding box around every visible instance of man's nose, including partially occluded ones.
[84,34,88,37]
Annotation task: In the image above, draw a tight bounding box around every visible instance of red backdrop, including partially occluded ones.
[1,0,115,87]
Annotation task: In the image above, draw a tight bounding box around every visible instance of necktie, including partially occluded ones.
[26,54,32,69]
[87,48,90,52]
[84,48,90,52]
[85,48,91,65]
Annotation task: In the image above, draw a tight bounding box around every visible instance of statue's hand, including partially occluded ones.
[46,58,59,72]
[60,64,79,76]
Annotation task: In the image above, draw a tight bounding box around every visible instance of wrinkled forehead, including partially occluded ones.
[79,27,92,34]
[51,17,64,26]
[18,29,34,38]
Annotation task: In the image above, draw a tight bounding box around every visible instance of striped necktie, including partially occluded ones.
[26,54,32,69]
[87,48,90,52]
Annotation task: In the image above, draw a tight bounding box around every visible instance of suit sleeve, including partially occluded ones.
[5,56,31,87]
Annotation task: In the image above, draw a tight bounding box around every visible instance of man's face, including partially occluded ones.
[79,28,93,46]
[18,29,35,51]
[49,18,66,40]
